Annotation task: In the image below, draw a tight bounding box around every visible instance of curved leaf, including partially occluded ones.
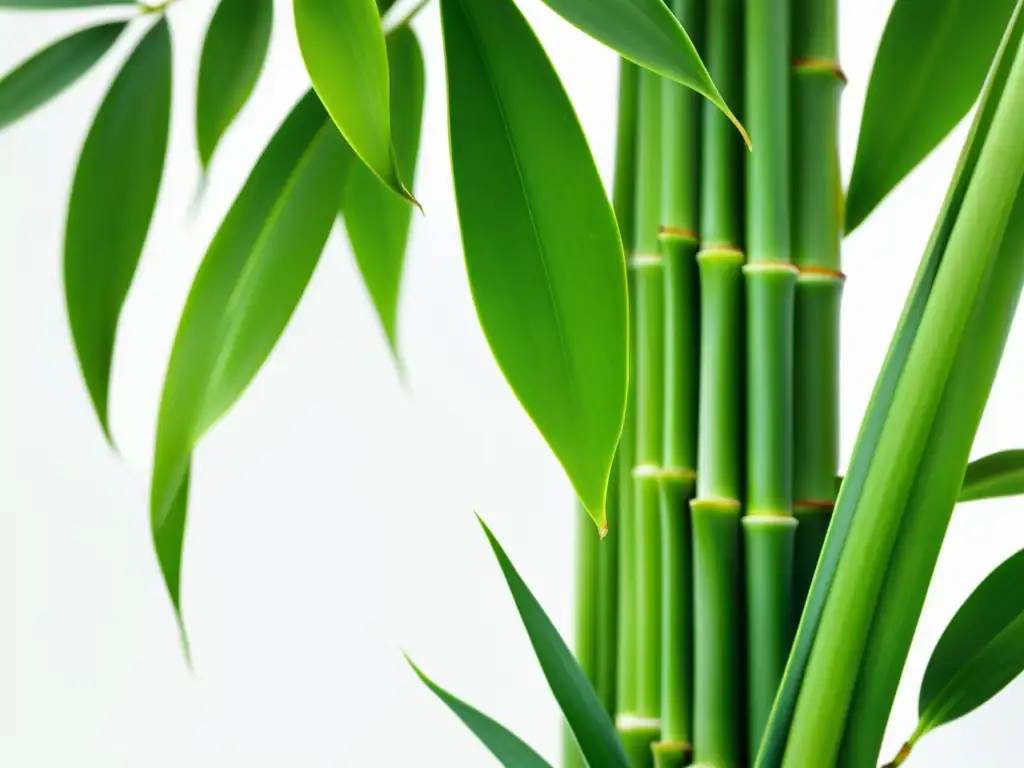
[479,517,629,768]
[844,0,1018,234]
[196,0,273,169]
[342,26,424,357]
[537,0,745,144]
[294,0,413,202]
[959,450,1024,502]
[916,548,1024,739]
[0,21,125,131]
[407,656,555,767]
[150,90,352,624]
[440,0,628,528]
[64,17,170,442]
[0,0,132,7]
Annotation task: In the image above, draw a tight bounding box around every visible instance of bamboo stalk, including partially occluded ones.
[566,501,599,768]
[744,0,797,753]
[791,0,843,617]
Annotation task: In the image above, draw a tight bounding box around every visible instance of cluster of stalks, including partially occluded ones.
[571,0,842,765]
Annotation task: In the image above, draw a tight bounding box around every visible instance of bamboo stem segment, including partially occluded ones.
[566,501,599,768]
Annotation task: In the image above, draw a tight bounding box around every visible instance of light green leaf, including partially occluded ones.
[196,0,273,169]
[479,516,629,768]
[959,450,1024,502]
[64,17,170,442]
[915,548,1024,739]
[0,22,125,131]
[844,0,1018,234]
[294,0,413,203]
[0,0,132,7]
[342,25,424,357]
[406,656,555,767]
[537,0,746,145]
[440,0,628,529]
[150,90,352,625]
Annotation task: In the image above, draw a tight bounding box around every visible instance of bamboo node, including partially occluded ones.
[628,251,662,269]
[797,264,846,281]
[743,513,798,528]
[795,498,836,511]
[658,226,699,245]
[657,466,697,482]
[697,244,745,264]
[690,496,742,512]
[743,261,799,275]
[792,57,848,84]
[615,714,662,731]
[632,463,662,478]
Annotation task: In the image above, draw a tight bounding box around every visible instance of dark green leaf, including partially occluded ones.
[844,0,1018,233]
[478,517,629,768]
[196,0,273,169]
[537,0,745,144]
[440,0,628,529]
[0,0,132,7]
[0,22,125,131]
[64,18,170,442]
[150,90,352,625]
[959,450,1024,502]
[294,0,413,202]
[406,655,555,767]
[342,25,423,356]
[916,547,1024,738]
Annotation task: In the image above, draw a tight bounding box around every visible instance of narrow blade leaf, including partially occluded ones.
[407,656,555,767]
[0,21,125,131]
[440,0,628,528]
[342,25,424,356]
[64,17,170,442]
[294,0,413,203]
[150,90,352,625]
[196,0,273,169]
[959,450,1024,502]
[478,517,629,768]
[845,0,1018,233]
[916,548,1024,738]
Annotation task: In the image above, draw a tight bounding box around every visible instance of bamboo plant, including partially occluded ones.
[6,0,1024,767]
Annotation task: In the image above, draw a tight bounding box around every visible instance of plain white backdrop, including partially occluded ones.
[2,0,1023,765]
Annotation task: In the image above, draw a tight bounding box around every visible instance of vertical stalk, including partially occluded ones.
[744,0,798,754]
[654,2,701,767]
[791,0,844,617]
[566,501,599,768]
[692,0,744,765]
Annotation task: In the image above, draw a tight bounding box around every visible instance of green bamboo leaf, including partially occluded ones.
[342,25,424,357]
[440,0,628,529]
[294,0,414,203]
[537,0,746,145]
[844,0,1018,234]
[196,0,273,169]
[150,90,352,627]
[479,516,629,768]
[0,0,132,7]
[0,22,125,131]
[64,17,170,442]
[406,656,555,767]
[915,548,1024,740]
[959,450,1024,502]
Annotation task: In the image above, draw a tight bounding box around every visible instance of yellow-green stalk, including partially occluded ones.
[566,501,600,768]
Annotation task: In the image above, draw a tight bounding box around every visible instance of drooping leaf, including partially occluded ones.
[150,90,352,624]
[915,548,1024,740]
[440,0,628,528]
[0,0,132,7]
[196,0,273,169]
[537,0,745,144]
[294,0,413,202]
[478,517,629,768]
[844,0,1018,234]
[64,17,170,442]
[959,450,1024,502]
[406,656,555,767]
[342,25,424,356]
[0,21,125,131]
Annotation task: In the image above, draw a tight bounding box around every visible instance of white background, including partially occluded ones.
[2,0,1023,765]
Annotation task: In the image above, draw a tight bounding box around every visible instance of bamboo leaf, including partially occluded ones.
[915,548,1024,739]
[844,0,1018,234]
[406,656,555,767]
[0,0,132,7]
[0,22,125,131]
[959,450,1024,502]
[478,516,629,768]
[440,0,628,528]
[537,0,746,144]
[196,0,273,169]
[342,25,424,357]
[294,0,413,203]
[64,18,170,442]
[150,90,352,627]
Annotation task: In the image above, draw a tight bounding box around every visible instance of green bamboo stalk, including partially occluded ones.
[791,0,843,617]
[595,471,620,714]
[744,0,796,753]
[691,0,745,763]
[566,501,599,768]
